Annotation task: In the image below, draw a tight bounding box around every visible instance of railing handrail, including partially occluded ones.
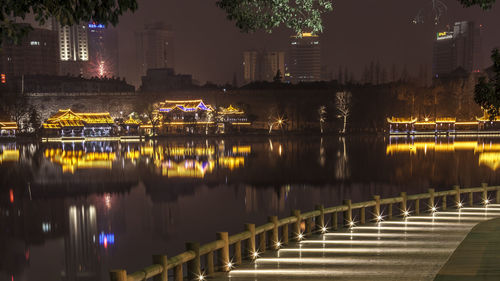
[111,184,500,281]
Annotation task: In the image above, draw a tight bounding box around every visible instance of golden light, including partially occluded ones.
[297,232,304,240]
[197,272,206,281]
[226,261,234,270]
[457,202,463,208]
[403,210,410,217]
[484,199,490,205]
[275,241,282,248]
[376,215,384,222]
[321,225,328,233]
[348,220,355,228]
[431,206,437,213]
[252,251,260,259]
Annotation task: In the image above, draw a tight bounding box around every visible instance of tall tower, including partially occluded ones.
[58,23,89,76]
[288,33,321,83]
[432,21,482,78]
[135,22,174,78]
[87,22,119,77]
[242,50,285,83]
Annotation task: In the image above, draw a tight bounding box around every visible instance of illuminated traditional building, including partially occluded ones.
[151,100,250,134]
[155,99,214,134]
[0,121,18,137]
[42,109,116,138]
[120,117,142,135]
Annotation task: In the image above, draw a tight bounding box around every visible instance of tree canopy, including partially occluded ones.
[0,0,497,45]
[474,48,500,119]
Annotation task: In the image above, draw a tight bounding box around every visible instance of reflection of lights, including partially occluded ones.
[279,247,452,253]
[99,233,115,245]
[104,194,111,209]
[0,149,19,163]
[9,189,14,203]
[44,148,116,173]
[42,222,51,233]
[278,145,282,156]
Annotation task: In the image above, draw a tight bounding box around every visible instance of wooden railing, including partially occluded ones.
[110,183,500,281]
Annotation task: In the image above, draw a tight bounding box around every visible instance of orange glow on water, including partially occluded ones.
[9,189,14,203]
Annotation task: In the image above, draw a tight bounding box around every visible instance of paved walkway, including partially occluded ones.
[215,205,500,281]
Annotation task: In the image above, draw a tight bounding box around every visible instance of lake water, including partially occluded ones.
[1,135,500,281]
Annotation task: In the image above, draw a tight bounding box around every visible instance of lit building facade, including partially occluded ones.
[58,23,89,76]
[0,26,59,78]
[0,121,18,137]
[135,23,174,79]
[433,21,482,78]
[243,50,285,83]
[42,109,116,138]
[149,99,250,134]
[288,33,321,83]
[87,22,119,78]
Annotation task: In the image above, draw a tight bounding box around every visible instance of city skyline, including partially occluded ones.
[114,0,500,85]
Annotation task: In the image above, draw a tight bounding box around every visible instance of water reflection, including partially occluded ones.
[2,136,500,280]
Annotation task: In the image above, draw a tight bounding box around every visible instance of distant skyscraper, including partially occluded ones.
[433,21,482,78]
[87,22,119,77]
[58,23,89,76]
[135,22,174,78]
[243,50,285,83]
[287,33,321,83]
[0,25,59,78]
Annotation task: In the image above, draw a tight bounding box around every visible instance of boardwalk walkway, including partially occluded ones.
[215,205,500,281]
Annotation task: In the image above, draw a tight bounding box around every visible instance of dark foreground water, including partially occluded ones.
[2,136,500,281]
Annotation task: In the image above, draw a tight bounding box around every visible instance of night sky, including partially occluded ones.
[115,0,500,86]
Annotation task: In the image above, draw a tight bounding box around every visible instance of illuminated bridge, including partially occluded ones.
[110,186,500,281]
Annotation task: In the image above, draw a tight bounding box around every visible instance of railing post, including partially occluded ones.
[400,192,407,216]
[268,216,279,250]
[315,204,325,230]
[245,223,255,258]
[415,199,420,215]
[442,195,447,210]
[373,195,380,221]
[206,251,214,275]
[428,188,435,212]
[305,217,312,234]
[497,187,500,204]
[259,231,266,253]
[388,203,393,219]
[234,240,242,265]
[174,265,183,281]
[482,183,488,203]
[186,242,200,280]
[332,212,338,230]
[152,255,168,281]
[282,223,289,245]
[343,199,352,227]
[469,191,474,206]
[454,185,461,208]
[292,210,301,240]
[216,232,230,272]
[360,207,366,224]
[110,270,127,281]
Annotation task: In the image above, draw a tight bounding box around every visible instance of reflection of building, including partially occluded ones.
[64,205,99,280]
[42,109,116,138]
[288,33,321,83]
[44,148,116,173]
[0,26,59,77]
[0,145,19,163]
[0,121,18,137]
[433,21,482,78]
[243,50,285,83]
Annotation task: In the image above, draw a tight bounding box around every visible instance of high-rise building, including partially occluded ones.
[87,22,119,77]
[287,33,321,83]
[242,50,285,83]
[58,23,89,76]
[135,22,174,78]
[0,25,59,78]
[432,21,482,78]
